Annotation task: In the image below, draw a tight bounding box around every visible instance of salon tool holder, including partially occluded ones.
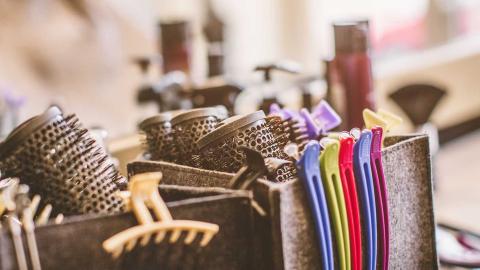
[129,134,438,269]
[0,107,125,215]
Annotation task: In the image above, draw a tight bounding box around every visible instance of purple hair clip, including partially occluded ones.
[312,100,341,133]
[300,108,321,139]
[269,103,302,122]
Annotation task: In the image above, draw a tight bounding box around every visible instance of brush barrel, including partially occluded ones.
[197,111,296,182]
[0,107,125,215]
[139,111,183,162]
[171,107,225,167]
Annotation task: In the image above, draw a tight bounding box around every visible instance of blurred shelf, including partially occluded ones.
[374,35,480,79]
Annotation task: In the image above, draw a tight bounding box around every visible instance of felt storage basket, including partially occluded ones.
[128,134,438,269]
[0,186,255,270]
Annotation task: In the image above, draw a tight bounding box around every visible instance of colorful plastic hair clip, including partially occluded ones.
[320,141,350,270]
[353,130,377,270]
[370,127,390,270]
[312,100,342,132]
[297,141,334,270]
[300,108,321,139]
[363,108,402,132]
[339,136,363,270]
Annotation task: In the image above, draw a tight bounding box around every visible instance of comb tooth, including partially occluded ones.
[112,246,124,259]
[125,238,138,251]
[154,231,166,243]
[169,229,182,243]
[200,232,215,247]
[140,234,151,246]
[184,230,198,244]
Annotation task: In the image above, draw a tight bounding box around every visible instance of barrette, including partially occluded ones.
[295,141,333,270]
[320,140,350,270]
[311,100,342,132]
[353,130,377,270]
[103,172,219,258]
[370,127,389,270]
[339,136,362,270]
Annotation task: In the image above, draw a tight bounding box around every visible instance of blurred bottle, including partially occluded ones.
[159,21,192,75]
[331,20,375,129]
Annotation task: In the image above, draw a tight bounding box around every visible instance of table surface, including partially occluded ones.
[435,130,480,269]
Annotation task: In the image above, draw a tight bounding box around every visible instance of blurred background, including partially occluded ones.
[0,0,480,267]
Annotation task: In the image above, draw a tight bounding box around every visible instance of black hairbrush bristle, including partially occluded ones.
[285,117,310,151]
[0,107,125,216]
[266,115,291,149]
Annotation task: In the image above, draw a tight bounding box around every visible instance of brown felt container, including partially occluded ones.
[128,134,438,269]
[0,186,256,270]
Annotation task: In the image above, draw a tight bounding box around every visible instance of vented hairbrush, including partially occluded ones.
[139,110,183,162]
[0,107,126,216]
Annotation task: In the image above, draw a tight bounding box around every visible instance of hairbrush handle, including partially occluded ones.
[371,127,389,270]
[353,130,377,270]
[297,141,333,270]
[339,137,362,270]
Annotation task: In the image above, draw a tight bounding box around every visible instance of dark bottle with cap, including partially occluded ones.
[159,21,192,75]
[333,20,375,129]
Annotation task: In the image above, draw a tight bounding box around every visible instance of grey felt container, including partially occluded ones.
[128,134,439,269]
[0,186,255,270]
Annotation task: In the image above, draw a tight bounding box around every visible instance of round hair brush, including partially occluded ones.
[139,110,183,162]
[171,107,226,167]
[197,111,296,181]
[0,107,126,216]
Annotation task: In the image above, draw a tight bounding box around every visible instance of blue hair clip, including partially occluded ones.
[297,141,334,270]
[353,130,377,270]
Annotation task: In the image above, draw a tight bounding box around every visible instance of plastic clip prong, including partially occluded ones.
[103,173,219,258]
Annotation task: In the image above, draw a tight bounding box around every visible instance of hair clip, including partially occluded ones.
[311,100,342,132]
[349,128,361,141]
[103,173,219,258]
[339,136,362,270]
[229,147,293,216]
[320,141,350,270]
[353,130,377,270]
[229,147,269,190]
[296,141,333,270]
[300,108,321,140]
[363,108,402,132]
[370,127,389,269]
